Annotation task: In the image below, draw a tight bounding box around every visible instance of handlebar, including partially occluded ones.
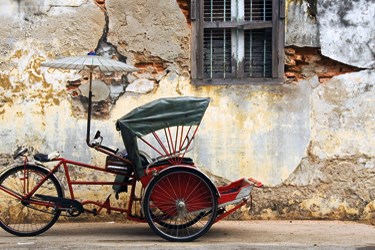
[94,130,101,140]
[91,130,103,146]
[12,146,28,160]
[90,130,118,154]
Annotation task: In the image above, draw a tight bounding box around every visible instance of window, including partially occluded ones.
[191,0,285,84]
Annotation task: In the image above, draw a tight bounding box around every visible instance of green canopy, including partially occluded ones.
[116,96,210,177]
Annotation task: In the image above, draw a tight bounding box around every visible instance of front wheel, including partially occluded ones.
[0,165,63,236]
[143,168,218,242]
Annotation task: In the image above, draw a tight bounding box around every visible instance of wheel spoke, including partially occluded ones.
[144,169,217,242]
[0,165,63,236]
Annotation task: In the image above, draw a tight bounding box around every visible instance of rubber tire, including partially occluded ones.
[0,165,63,236]
[143,167,218,242]
[157,212,205,229]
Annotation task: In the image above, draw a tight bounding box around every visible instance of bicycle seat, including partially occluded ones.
[34,154,49,162]
[34,152,60,162]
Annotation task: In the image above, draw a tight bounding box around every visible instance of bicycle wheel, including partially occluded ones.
[157,211,205,229]
[0,165,63,236]
[143,168,218,242]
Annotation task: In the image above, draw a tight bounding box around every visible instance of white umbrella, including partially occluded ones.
[41,55,138,73]
[41,53,138,146]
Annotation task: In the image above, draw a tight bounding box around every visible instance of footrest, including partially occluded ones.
[217,177,262,207]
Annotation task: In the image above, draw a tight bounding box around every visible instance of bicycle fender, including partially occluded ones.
[143,165,220,199]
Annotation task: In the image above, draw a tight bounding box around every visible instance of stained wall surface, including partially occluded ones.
[0,0,374,221]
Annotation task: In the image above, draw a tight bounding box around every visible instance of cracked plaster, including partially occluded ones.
[286,0,319,47]
[317,0,375,68]
[287,0,375,69]
[105,0,190,76]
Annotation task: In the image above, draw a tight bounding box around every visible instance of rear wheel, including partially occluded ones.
[0,165,63,236]
[143,168,218,242]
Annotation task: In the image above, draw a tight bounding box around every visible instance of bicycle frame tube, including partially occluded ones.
[0,185,23,200]
[60,159,132,193]
[15,157,140,217]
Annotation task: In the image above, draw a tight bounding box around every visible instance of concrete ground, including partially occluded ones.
[0,220,374,250]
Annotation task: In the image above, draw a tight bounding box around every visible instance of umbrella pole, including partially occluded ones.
[86,71,93,146]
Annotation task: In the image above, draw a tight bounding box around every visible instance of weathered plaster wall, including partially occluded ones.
[311,70,374,159]
[0,0,107,160]
[251,0,375,221]
[317,0,375,68]
[252,70,375,221]
[286,0,319,47]
[0,0,374,222]
[110,74,312,185]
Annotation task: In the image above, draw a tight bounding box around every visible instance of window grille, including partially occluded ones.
[192,0,284,84]
[244,29,272,78]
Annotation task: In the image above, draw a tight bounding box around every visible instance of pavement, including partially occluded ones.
[0,220,375,250]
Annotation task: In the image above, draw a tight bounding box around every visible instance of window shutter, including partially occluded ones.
[244,0,272,21]
[192,0,284,84]
[203,0,231,22]
[244,29,272,77]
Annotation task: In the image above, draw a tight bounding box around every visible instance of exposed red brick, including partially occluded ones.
[285,47,296,56]
[176,0,190,25]
[133,50,169,76]
[285,72,296,78]
[134,62,166,74]
[95,0,105,9]
[71,90,79,97]
[284,46,361,84]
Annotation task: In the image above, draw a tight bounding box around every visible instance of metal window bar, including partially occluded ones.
[209,0,213,78]
[244,0,272,21]
[263,38,266,77]
[223,0,227,78]
[250,0,252,21]
[203,0,232,78]
[249,31,252,76]
[223,29,226,78]
[204,0,231,21]
[204,29,232,78]
[263,0,266,21]
[210,30,213,78]
[203,0,273,79]
[244,29,272,77]
[224,0,227,20]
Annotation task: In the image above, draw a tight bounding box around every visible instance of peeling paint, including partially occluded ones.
[0,73,12,90]
[250,154,375,221]
[286,0,319,47]
[317,0,375,68]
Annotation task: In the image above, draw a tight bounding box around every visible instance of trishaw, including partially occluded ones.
[0,56,262,242]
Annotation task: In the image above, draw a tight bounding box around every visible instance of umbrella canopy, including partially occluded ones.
[41,52,138,147]
[41,55,138,73]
